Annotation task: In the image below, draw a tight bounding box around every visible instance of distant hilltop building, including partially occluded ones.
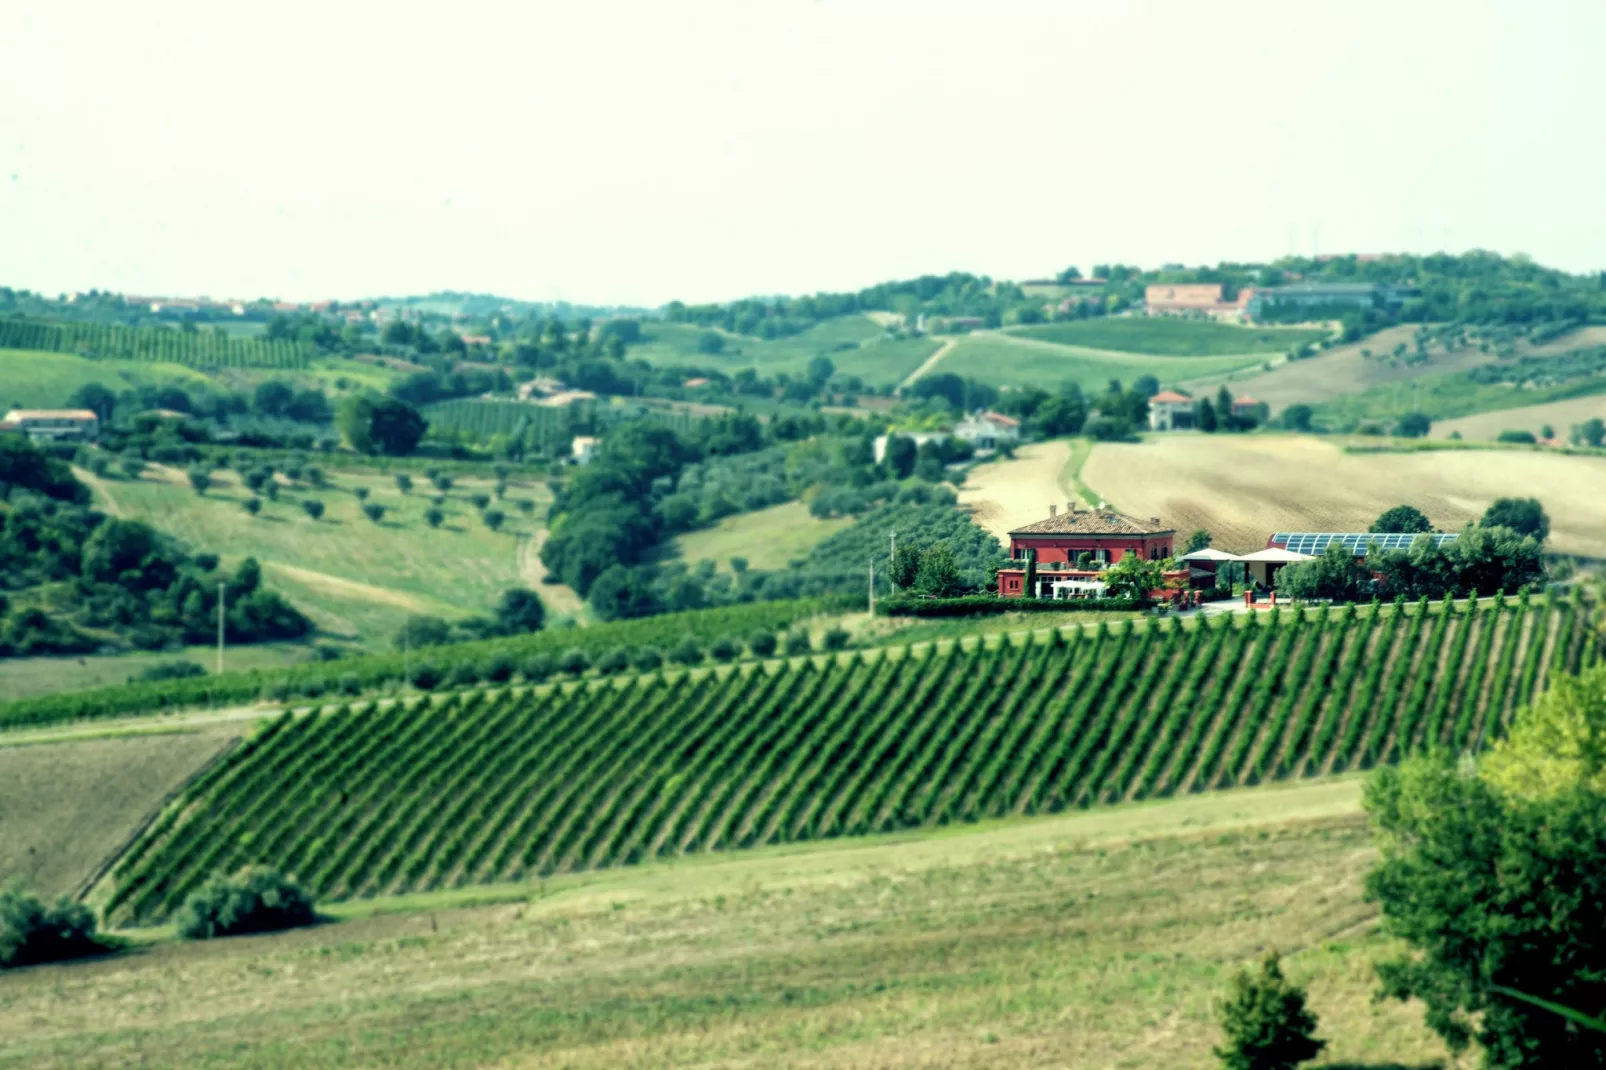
[1247,282,1417,316]
[1143,284,1254,321]
[1,408,100,442]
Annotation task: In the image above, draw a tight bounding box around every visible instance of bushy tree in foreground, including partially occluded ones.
[1214,952,1326,1070]
[1370,504,1433,534]
[0,885,114,968]
[1365,666,1606,1068]
[176,867,317,940]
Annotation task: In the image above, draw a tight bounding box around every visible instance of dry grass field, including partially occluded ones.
[958,440,1080,539]
[1081,433,1606,557]
[0,730,235,900]
[1431,394,1606,442]
[0,777,1458,1069]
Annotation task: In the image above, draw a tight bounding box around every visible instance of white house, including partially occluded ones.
[1,409,100,442]
[1146,391,1195,431]
[570,435,601,465]
[952,411,1022,451]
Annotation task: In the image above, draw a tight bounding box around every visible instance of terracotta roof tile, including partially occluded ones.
[1008,509,1174,537]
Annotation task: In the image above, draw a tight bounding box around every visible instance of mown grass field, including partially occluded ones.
[1080,432,1606,559]
[0,641,333,703]
[105,593,1592,923]
[1006,318,1328,357]
[87,463,557,647]
[1431,393,1606,442]
[0,777,1457,1069]
[936,334,1273,391]
[0,728,237,900]
[630,318,940,386]
[666,500,853,572]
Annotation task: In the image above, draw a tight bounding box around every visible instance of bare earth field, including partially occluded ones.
[0,730,235,899]
[958,439,1077,539]
[1431,394,1606,442]
[0,777,1457,1069]
[1081,433,1606,557]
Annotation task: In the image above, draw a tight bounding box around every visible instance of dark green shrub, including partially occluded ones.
[595,646,630,674]
[337,672,362,696]
[822,626,851,651]
[447,661,480,688]
[1214,952,1325,1070]
[709,635,739,662]
[362,502,386,523]
[784,630,812,655]
[630,646,663,671]
[670,637,703,665]
[353,486,370,501]
[132,660,206,683]
[409,661,442,690]
[0,885,115,968]
[175,867,317,940]
[301,499,325,521]
[558,648,590,675]
[470,492,491,510]
[424,507,444,528]
[520,653,557,682]
[242,497,262,516]
[481,653,515,684]
[747,631,778,657]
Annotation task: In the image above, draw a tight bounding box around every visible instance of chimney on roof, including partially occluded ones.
[1049,504,1057,518]
[1151,517,1161,524]
[1067,500,1076,513]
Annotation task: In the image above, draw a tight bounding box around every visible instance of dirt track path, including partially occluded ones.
[898,337,957,389]
[72,466,124,517]
[518,531,586,619]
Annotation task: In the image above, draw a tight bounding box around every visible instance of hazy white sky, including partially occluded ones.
[2,1,1602,306]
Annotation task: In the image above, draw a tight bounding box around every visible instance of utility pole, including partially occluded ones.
[889,528,896,590]
[216,581,225,674]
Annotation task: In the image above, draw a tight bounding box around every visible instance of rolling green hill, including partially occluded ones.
[0,318,311,370]
[631,318,939,386]
[935,334,1271,391]
[106,592,1596,922]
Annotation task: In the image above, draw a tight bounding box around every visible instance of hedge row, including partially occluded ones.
[0,599,845,730]
[878,595,1147,618]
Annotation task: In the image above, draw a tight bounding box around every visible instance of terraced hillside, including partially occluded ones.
[107,592,1598,922]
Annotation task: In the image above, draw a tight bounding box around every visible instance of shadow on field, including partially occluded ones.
[1322,1063,1445,1069]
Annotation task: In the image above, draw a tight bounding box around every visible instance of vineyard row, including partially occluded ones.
[107,591,1599,923]
[0,318,311,370]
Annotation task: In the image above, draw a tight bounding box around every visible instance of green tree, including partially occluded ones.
[890,542,922,589]
[1370,504,1433,533]
[1365,744,1606,1067]
[395,473,413,494]
[176,867,316,940]
[242,496,261,516]
[883,434,917,479]
[1102,553,1164,601]
[1280,404,1313,432]
[481,508,505,531]
[1480,497,1549,542]
[1196,397,1219,433]
[186,466,211,495]
[67,382,117,423]
[339,396,427,456]
[1573,417,1605,448]
[1275,542,1369,601]
[1481,664,1606,801]
[493,589,545,635]
[361,502,386,523]
[1184,529,1214,554]
[1214,952,1326,1070]
[914,545,965,597]
[1396,411,1432,438]
[423,506,444,528]
[0,885,111,968]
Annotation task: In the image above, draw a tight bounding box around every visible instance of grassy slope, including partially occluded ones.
[0,642,332,702]
[1432,393,1606,442]
[0,349,215,408]
[1313,370,1606,427]
[87,464,555,647]
[0,778,1451,1069]
[108,597,1590,923]
[1006,318,1328,356]
[667,500,854,572]
[0,728,236,899]
[631,318,940,386]
[936,334,1272,391]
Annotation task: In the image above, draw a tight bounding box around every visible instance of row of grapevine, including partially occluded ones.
[107,592,1600,923]
[424,398,709,445]
[0,598,840,729]
[0,317,310,369]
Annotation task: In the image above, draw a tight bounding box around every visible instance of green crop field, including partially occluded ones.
[668,501,853,572]
[104,592,1595,923]
[87,463,552,647]
[1005,319,1329,357]
[631,318,940,386]
[0,348,216,409]
[0,318,311,370]
[937,334,1270,391]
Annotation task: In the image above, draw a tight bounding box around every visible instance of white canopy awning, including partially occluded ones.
[1178,548,1243,562]
[1238,547,1315,563]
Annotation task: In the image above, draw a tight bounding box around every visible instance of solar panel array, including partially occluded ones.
[1271,532,1461,555]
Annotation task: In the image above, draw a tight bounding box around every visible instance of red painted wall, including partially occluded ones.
[1007,533,1174,565]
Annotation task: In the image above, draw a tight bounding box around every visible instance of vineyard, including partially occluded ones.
[106,592,1598,923]
[426,397,709,445]
[0,318,310,370]
[0,599,837,730]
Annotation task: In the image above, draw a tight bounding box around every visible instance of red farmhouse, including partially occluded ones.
[996,504,1176,598]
